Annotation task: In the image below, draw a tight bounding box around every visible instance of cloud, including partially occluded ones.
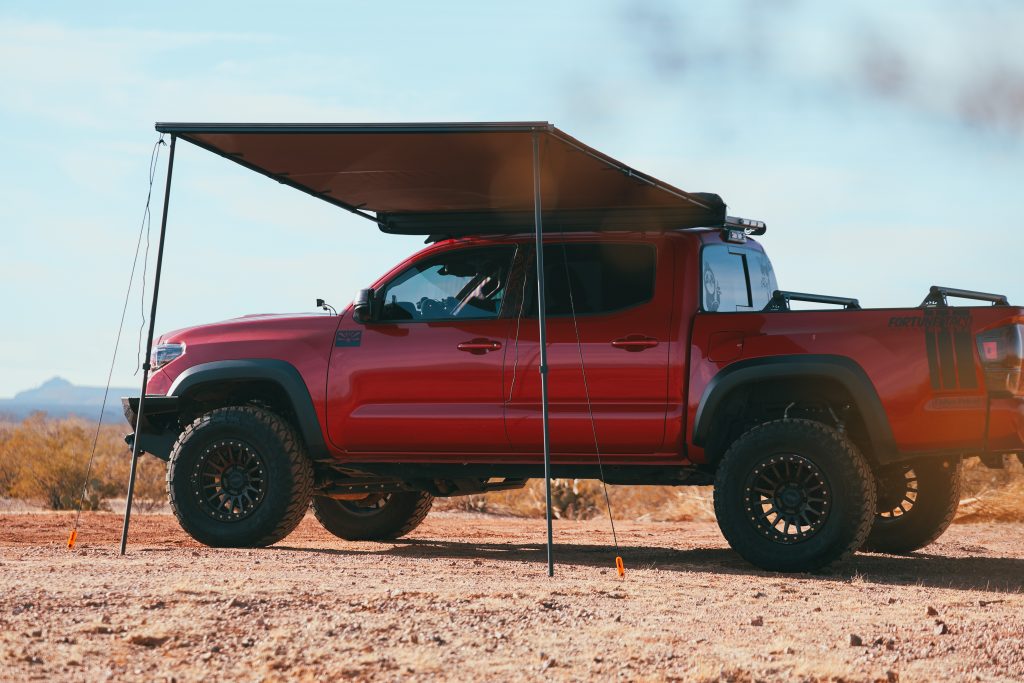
[618,1,1024,137]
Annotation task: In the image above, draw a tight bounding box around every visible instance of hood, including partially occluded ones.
[158,312,337,344]
[148,310,344,395]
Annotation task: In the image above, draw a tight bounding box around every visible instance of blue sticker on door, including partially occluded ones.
[335,330,362,347]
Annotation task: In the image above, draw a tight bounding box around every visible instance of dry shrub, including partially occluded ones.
[437,479,602,520]
[606,484,715,522]
[955,455,1024,523]
[7,412,1021,523]
[440,494,494,514]
[0,413,116,509]
[0,420,17,496]
[437,479,716,523]
[438,456,1024,525]
[0,414,166,512]
[129,455,167,512]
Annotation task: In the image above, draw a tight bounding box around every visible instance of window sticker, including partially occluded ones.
[703,262,721,312]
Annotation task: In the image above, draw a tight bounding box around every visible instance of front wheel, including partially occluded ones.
[713,419,876,572]
[312,491,433,541]
[862,458,961,554]
[166,406,313,547]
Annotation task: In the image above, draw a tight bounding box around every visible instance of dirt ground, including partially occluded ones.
[2,512,1024,682]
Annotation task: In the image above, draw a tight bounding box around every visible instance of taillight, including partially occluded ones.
[976,324,1024,396]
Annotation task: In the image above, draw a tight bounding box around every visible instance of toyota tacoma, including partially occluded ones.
[125,225,1024,571]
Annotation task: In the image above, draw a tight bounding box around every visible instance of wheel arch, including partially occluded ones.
[693,354,898,467]
[168,359,327,458]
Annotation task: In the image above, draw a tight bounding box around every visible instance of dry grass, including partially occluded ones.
[0,414,166,512]
[436,479,716,522]
[439,456,1024,525]
[956,455,1024,523]
[4,414,1023,524]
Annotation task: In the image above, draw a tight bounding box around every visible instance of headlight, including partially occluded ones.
[151,342,186,371]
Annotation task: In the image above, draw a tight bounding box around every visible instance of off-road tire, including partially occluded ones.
[862,458,962,554]
[312,491,434,541]
[167,406,313,547]
[713,419,876,572]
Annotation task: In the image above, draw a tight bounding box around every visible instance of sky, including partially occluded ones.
[1,1,1023,397]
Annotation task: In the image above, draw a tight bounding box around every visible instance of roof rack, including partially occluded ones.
[764,290,861,312]
[920,286,1010,308]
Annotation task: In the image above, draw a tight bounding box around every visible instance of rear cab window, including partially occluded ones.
[524,242,657,317]
[701,243,777,312]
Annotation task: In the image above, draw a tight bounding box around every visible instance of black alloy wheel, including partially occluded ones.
[714,419,875,572]
[192,438,267,522]
[312,490,434,541]
[875,466,919,520]
[167,406,313,548]
[744,453,831,544]
[862,458,961,554]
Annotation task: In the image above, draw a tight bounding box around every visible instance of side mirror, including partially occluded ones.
[352,288,375,324]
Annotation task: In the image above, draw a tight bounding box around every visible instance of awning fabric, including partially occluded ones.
[154,122,727,236]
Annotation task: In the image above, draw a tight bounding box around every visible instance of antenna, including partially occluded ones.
[316,298,337,315]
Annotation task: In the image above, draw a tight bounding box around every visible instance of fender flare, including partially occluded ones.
[168,359,327,457]
[692,354,898,463]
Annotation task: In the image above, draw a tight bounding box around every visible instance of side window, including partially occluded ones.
[701,244,778,312]
[378,246,514,322]
[525,243,656,316]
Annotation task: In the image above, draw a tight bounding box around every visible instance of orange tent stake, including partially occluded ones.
[67,529,77,550]
[615,556,625,578]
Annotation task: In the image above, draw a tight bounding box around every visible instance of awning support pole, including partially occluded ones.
[120,134,177,556]
[532,131,554,577]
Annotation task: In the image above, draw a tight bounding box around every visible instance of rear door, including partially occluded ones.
[327,244,517,454]
[504,239,673,455]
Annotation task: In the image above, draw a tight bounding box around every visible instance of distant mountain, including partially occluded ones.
[0,377,137,422]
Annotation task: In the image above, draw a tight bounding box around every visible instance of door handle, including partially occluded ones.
[611,335,659,352]
[457,338,503,354]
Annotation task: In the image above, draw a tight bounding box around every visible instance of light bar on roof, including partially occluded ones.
[725,215,767,235]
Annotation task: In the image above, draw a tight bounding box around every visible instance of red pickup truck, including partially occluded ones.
[125,227,1024,572]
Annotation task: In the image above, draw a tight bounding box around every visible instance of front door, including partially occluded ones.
[504,239,673,456]
[327,244,517,455]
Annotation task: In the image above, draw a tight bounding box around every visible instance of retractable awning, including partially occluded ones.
[122,121,732,576]
[154,122,726,235]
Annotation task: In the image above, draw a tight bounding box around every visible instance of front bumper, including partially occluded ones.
[122,395,180,461]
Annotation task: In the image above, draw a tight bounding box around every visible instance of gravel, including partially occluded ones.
[2,511,1024,681]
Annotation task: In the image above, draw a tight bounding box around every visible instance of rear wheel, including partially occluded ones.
[862,458,961,553]
[713,419,875,572]
[167,406,313,547]
[312,491,434,541]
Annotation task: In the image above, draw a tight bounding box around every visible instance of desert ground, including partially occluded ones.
[2,511,1024,682]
